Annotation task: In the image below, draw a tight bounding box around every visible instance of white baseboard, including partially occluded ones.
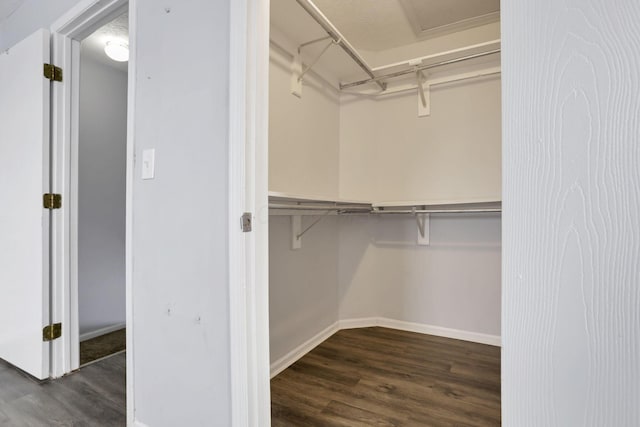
[80,323,126,342]
[270,318,500,378]
[376,318,501,347]
[340,316,501,346]
[270,321,339,378]
[132,421,149,427]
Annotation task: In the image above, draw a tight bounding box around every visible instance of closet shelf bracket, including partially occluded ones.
[298,38,338,83]
[291,210,331,250]
[416,69,430,117]
[295,0,386,91]
[291,38,338,97]
[416,212,430,246]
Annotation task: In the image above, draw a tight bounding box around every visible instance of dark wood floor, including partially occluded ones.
[0,352,126,426]
[271,327,501,426]
[80,328,126,366]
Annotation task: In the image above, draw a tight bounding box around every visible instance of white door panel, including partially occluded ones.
[0,28,51,380]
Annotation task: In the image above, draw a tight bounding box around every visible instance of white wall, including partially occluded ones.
[340,76,502,203]
[1,0,237,424]
[131,0,232,425]
[269,43,340,199]
[78,53,127,337]
[339,214,501,337]
[503,0,640,425]
[269,216,339,363]
[269,211,502,364]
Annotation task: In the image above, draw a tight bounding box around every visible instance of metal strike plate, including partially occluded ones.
[241,212,252,232]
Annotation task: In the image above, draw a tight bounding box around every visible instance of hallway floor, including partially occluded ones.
[80,329,126,366]
[0,352,126,426]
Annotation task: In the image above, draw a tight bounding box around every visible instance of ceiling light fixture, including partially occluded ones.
[104,40,129,62]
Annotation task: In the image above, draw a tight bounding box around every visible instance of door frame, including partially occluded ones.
[228,0,272,424]
[49,0,134,423]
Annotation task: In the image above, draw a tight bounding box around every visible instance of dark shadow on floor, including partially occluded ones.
[80,328,126,366]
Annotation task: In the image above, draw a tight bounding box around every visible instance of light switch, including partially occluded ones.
[142,149,155,180]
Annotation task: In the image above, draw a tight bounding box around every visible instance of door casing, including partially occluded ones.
[49,0,133,423]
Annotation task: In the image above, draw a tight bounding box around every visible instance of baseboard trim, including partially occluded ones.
[80,323,126,342]
[132,421,149,427]
[340,317,501,346]
[270,321,340,378]
[376,318,501,347]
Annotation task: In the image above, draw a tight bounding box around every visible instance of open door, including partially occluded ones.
[0,29,53,380]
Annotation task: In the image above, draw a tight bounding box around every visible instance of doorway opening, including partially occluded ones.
[74,12,129,367]
[266,0,502,424]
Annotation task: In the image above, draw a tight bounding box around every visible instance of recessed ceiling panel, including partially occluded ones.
[400,0,500,38]
[311,0,499,52]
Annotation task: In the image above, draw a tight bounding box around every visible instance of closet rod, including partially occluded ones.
[372,208,501,214]
[340,48,501,90]
[295,0,386,91]
[269,203,371,211]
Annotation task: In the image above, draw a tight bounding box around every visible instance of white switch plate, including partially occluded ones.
[142,149,155,180]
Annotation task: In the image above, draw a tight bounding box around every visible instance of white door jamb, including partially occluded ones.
[49,0,133,424]
[228,0,271,425]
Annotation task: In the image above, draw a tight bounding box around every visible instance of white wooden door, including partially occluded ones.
[0,29,52,380]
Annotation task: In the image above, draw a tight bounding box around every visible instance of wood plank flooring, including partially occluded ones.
[0,352,126,426]
[80,328,126,366]
[271,327,501,426]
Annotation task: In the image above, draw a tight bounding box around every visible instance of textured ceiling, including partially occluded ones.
[0,0,24,25]
[81,12,129,72]
[311,0,499,51]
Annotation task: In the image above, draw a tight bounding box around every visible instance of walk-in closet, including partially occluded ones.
[268,0,502,424]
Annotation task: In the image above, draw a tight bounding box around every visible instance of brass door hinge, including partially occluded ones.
[43,193,62,209]
[43,63,63,82]
[43,323,62,342]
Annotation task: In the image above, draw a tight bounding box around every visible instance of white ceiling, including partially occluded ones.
[311,0,499,51]
[0,0,24,25]
[81,12,129,72]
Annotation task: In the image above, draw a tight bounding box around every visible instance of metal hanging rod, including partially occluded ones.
[269,205,500,214]
[295,0,386,91]
[371,208,501,214]
[340,48,501,90]
[269,203,371,211]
